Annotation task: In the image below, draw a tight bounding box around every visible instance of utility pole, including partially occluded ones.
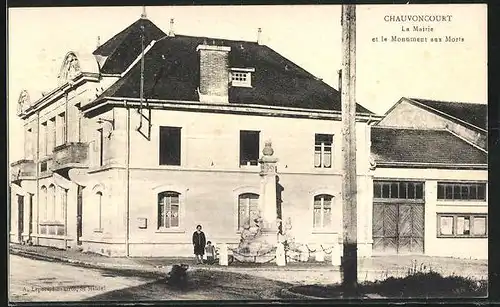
[340,4,358,296]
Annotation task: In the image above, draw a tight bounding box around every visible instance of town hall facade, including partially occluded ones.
[10,15,487,260]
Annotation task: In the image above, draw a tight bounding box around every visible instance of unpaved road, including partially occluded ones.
[9,255,291,302]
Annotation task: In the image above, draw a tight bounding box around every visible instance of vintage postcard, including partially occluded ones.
[8,4,487,303]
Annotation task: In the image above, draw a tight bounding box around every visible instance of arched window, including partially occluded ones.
[57,188,68,236]
[59,188,67,222]
[238,193,259,230]
[48,185,56,221]
[313,194,333,229]
[158,192,180,229]
[96,192,103,230]
[40,186,47,220]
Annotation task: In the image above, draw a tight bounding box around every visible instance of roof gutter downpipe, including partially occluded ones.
[125,100,131,257]
[137,25,146,134]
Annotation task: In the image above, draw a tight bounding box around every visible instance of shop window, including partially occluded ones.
[437,213,487,238]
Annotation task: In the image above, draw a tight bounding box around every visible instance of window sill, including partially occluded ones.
[312,229,337,234]
[158,164,183,168]
[239,164,259,168]
[373,198,425,203]
[155,228,185,233]
[436,201,487,206]
[437,235,487,239]
[231,83,252,88]
[32,234,69,239]
[314,166,333,170]
[239,165,260,172]
[39,221,64,226]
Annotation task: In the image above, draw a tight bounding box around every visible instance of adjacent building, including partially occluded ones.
[372,98,487,259]
[9,15,487,260]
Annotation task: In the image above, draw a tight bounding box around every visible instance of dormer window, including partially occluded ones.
[230,68,254,88]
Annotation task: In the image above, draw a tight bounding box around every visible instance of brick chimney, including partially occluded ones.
[196,44,231,103]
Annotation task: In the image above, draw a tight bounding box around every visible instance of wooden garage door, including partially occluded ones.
[373,181,425,254]
[373,203,424,254]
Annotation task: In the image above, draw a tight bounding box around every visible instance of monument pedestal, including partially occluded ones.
[232,141,283,264]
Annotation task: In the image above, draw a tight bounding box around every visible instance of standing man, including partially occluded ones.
[192,225,206,264]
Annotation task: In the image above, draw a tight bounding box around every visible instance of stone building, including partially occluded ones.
[9,15,487,260]
[9,15,379,258]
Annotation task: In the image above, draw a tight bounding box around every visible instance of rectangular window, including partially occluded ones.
[437,182,487,201]
[374,182,382,198]
[230,68,254,87]
[439,216,454,235]
[240,130,260,166]
[374,181,424,200]
[437,213,487,238]
[57,112,66,146]
[159,127,181,166]
[399,182,408,199]
[232,72,247,82]
[98,128,104,166]
[40,161,47,172]
[382,183,390,198]
[314,134,333,168]
[456,216,470,235]
[473,217,487,236]
[41,122,47,156]
[390,183,399,198]
[25,128,33,159]
[49,117,56,153]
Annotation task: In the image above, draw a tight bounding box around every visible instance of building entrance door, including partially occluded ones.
[77,185,83,245]
[372,180,425,254]
[17,195,24,243]
[28,194,33,242]
[373,202,424,254]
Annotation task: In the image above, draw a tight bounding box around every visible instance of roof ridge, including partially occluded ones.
[444,128,488,153]
[93,18,167,56]
[173,34,259,45]
[372,125,448,132]
[409,97,486,105]
[407,97,487,132]
[93,18,142,56]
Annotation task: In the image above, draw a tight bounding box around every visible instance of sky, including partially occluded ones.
[8,4,487,163]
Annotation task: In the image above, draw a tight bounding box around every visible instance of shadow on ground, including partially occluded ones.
[85,268,293,301]
[291,271,488,299]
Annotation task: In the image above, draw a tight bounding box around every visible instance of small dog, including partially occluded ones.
[166,264,189,287]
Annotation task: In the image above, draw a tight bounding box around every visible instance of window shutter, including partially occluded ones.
[158,195,164,228]
[323,196,332,228]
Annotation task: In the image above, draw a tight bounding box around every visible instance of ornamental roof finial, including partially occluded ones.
[141,6,147,19]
